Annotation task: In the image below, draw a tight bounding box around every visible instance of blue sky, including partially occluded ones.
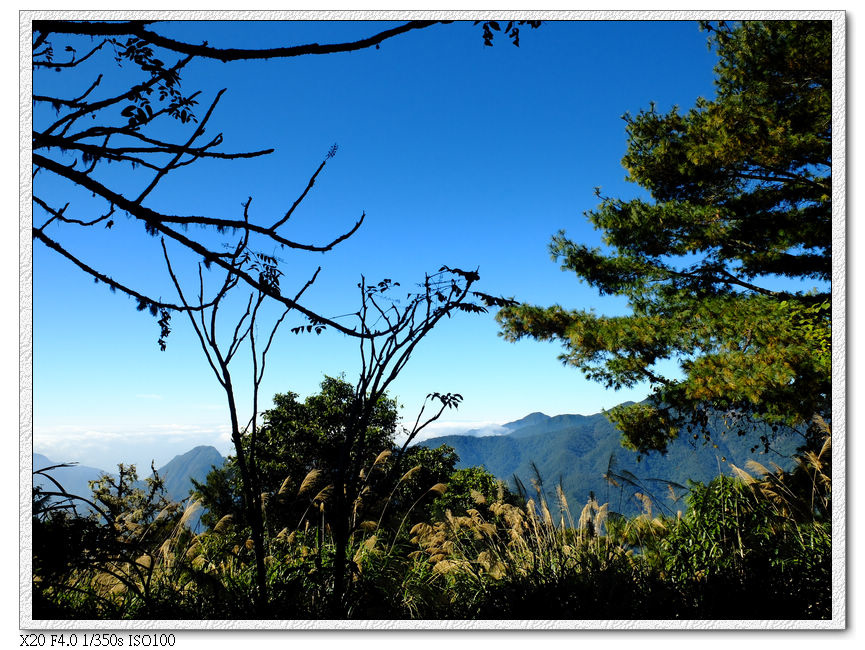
[33,20,727,470]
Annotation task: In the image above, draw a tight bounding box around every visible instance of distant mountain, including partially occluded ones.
[442,412,557,439]
[32,454,107,510]
[421,408,801,517]
[500,412,553,433]
[32,446,225,510]
[506,413,597,440]
[158,445,225,503]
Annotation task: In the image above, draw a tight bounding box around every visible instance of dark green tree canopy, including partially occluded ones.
[192,376,398,531]
[245,375,399,496]
[498,20,831,454]
[192,379,477,532]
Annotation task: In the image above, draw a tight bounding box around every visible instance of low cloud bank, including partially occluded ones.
[34,423,233,472]
[394,420,508,447]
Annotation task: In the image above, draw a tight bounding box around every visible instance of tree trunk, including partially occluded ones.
[226,385,269,613]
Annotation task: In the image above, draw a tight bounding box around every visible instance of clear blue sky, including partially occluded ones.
[33,20,722,470]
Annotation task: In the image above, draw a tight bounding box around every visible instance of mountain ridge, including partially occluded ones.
[420,407,800,517]
[33,405,802,521]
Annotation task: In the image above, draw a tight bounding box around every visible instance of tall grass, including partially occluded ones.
[398,432,832,619]
[33,434,832,620]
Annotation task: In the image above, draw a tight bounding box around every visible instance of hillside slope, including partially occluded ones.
[158,445,225,503]
[421,410,800,517]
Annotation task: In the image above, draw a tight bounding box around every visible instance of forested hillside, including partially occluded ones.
[423,408,801,516]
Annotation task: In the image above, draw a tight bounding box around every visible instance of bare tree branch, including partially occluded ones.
[32,38,108,69]
[33,152,378,335]
[34,20,447,62]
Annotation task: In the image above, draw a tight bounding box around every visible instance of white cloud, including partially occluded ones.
[464,424,511,437]
[395,419,507,445]
[135,393,163,400]
[33,422,234,470]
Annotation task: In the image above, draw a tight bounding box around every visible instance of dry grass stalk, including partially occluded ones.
[594,503,609,537]
[277,475,293,496]
[428,483,448,496]
[177,498,203,530]
[372,450,392,468]
[311,484,333,506]
[213,514,234,534]
[298,469,323,497]
[730,464,756,484]
[635,492,653,517]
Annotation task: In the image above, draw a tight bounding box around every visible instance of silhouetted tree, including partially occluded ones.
[315,267,517,615]
[162,229,300,610]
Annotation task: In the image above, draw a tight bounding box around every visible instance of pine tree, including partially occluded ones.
[498,21,832,454]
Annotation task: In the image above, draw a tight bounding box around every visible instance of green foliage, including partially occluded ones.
[191,463,244,530]
[498,20,831,453]
[659,462,831,618]
[32,505,108,587]
[428,466,513,521]
[32,463,186,619]
[248,376,398,498]
[401,434,831,619]
[32,375,831,620]
[190,377,401,534]
[90,463,177,534]
[194,383,497,543]
[663,476,778,580]
[378,444,459,528]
